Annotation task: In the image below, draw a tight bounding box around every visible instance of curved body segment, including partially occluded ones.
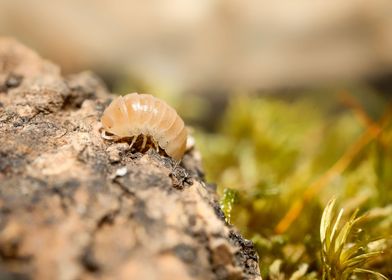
[101,93,187,161]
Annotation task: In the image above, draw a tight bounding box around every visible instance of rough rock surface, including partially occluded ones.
[0,38,261,280]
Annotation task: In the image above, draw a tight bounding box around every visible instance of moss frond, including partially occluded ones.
[320,198,387,280]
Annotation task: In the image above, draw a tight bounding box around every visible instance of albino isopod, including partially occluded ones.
[101,93,187,161]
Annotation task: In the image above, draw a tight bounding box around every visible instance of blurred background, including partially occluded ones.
[1,0,391,278]
[2,0,392,92]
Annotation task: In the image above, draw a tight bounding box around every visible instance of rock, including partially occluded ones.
[0,38,261,280]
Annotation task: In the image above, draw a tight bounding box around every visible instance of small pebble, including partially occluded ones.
[116,166,127,177]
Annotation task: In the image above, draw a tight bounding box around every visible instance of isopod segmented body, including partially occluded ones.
[101,93,187,161]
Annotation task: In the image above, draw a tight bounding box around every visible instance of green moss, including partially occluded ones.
[196,92,392,278]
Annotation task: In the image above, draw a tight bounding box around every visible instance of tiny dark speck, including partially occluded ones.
[213,203,227,223]
[173,244,197,263]
[80,249,100,272]
[6,74,23,88]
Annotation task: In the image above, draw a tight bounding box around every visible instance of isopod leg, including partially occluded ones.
[141,135,147,150]
[100,128,119,141]
[100,128,107,139]
[152,138,160,152]
[129,136,137,149]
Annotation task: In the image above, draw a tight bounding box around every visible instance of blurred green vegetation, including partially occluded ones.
[195,91,392,279]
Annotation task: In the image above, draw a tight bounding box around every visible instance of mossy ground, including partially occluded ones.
[195,90,392,279]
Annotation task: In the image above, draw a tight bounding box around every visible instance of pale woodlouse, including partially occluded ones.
[101,93,187,161]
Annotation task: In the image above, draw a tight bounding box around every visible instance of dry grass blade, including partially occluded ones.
[276,92,389,234]
[275,122,381,234]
